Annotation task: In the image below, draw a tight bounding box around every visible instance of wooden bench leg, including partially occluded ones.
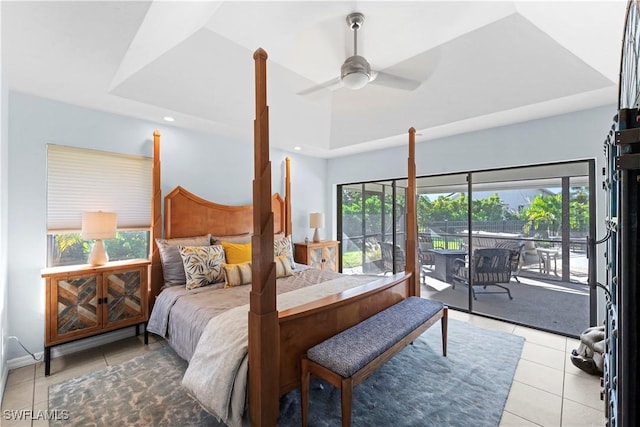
[341,377,353,427]
[301,357,310,427]
[442,307,448,357]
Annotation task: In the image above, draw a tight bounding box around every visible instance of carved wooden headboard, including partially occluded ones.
[147,133,291,312]
[163,186,286,239]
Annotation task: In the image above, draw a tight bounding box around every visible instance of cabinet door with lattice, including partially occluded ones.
[322,244,338,271]
[307,246,324,269]
[48,273,102,344]
[102,266,147,329]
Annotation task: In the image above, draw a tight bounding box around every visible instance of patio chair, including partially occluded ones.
[452,247,517,300]
[380,241,405,274]
[418,234,443,283]
[495,241,524,283]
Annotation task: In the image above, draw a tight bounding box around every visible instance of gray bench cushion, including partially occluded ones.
[306,296,443,378]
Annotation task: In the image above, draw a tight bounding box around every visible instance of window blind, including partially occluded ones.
[46,144,152,233]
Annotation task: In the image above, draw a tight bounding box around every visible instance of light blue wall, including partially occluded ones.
[5,89,616,361]
[5,92,328,360]
[328,106,614,184]
[1,69,9,398]
[327,105,616,322]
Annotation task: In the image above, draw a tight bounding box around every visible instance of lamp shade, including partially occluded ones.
[309,212,324,229]
[82,211,117,240]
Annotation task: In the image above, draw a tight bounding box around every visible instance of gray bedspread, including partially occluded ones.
[181,273,377,427]
[146,266,346,361]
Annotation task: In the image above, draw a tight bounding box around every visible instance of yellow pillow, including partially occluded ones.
[221,241,252,264]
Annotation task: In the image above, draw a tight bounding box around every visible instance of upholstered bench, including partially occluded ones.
[300,296,448,427]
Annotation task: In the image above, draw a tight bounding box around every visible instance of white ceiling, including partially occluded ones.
[1,1,627,158]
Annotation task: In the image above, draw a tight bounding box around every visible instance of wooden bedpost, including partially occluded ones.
[249,47,280,426]
[406,127,419,297]
[285,156,292,236]
[150,130,162,313]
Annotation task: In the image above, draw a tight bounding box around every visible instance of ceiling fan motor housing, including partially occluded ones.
[341,55,371,89]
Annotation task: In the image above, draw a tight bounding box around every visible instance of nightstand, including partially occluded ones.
[41,258,150,375]
[294,240,339,271]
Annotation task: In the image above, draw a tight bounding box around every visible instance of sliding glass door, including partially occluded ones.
[339,181,401,275]
[416,173,469,311]
[461,163,593,335]
[337,160,595,336]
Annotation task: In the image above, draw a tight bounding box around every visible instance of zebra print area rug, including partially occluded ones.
[49,318,524,426]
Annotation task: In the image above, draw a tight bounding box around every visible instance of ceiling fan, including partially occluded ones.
[299,12,422,95]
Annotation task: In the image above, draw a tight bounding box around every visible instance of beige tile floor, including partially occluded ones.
[1,312,606,426]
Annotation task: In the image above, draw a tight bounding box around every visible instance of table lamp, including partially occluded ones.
[82,211,117,265]
[309,212,324,243]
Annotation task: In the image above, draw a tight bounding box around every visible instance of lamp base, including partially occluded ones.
[88,240,109,266]
[312,228,320,243]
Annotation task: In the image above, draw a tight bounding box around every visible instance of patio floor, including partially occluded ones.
[421,273,590,337]
[343,251,592,337]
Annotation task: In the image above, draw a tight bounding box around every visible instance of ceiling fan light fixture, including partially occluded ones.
[342,71,370,89]
[341,54,371,90]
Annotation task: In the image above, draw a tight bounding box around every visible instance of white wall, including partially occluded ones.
[6,92,328,361]
[328,104,616,322]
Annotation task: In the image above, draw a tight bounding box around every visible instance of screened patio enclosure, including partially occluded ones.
[337,160,596,337]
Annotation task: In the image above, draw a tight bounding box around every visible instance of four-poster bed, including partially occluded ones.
[146,49,420,426]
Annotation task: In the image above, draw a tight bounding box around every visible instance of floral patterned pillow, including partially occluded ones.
[178,245,226,290]
[274,235,296,269]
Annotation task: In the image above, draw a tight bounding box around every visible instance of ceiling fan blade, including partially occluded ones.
[297,77,343,96]
[369,70,421,91]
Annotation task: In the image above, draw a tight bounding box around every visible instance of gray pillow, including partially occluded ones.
[156,234,212,286]
[211,232,285,245]
[211,234,252,245]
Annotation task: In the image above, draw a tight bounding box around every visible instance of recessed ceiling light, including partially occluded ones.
[163,116,175,122]
[293,146,302,151]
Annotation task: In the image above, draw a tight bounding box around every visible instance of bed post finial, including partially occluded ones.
[406,127,419,296]
[253,48,268,60]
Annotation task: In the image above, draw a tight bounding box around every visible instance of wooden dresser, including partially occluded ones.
[294,240,339,272]
[41,258,150,375]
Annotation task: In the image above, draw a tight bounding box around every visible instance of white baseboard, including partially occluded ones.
[6,327,138,370]
[0,363,7,406]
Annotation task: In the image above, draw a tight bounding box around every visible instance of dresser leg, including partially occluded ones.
[45,346,51,376]
[144,323,149,345]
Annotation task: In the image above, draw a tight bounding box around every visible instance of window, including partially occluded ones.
[46,145,152,267]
